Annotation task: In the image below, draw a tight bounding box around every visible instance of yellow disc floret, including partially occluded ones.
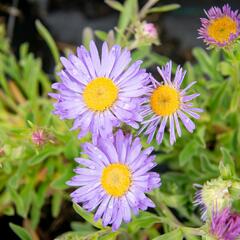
[83,77,118,111]
[101,163,132,197]
[150,85,180,116]
[207,16,237,43]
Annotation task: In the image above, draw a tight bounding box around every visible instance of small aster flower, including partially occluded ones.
[67,130,161,230]
[210,208,240,240]
[139,61,203,145]
[194,178,232,221]
[50,41,149,142]
[199,4,240,47]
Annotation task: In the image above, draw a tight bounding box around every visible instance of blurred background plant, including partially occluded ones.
[0,0,240,239]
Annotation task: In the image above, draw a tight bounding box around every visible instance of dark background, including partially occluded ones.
[0,0,239,239]
[1,0,239,71]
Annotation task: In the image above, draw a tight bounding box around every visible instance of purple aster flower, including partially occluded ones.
[67,129,161,231]
[198,4,240,47]
[50,41,149,142]
[139,61,203,145]
[210,208,240,240]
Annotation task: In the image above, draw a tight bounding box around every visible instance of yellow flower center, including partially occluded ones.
[207,16,237,43]
[83,77,118,111]
[101,163,132,197]
[150,85,180,116]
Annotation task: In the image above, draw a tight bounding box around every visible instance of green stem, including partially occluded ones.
[150,193,204,238]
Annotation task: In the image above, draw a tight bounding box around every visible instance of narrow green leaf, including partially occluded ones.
[153,228,183,240]
[28,146,62,165]
[105,0,124,12]
[209,81,228,111]
[51,169,72,190]
[51,192,62,217]
[9,223,32,240]
[128,212,162,232]
[95,30,108,41]
[8,187,25,217]
[219,147,236,178]
[230,86,240,112]
[73,203,103,229]
[82,27,94,49]
[193,47,221,80]
[19,43,29,60]
[148,4,180,13]
[99,231,119,240]
[35,20,60,65]
[116,0,137,43]
[179,140,199,167]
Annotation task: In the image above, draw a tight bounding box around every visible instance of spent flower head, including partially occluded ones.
[50,41,149,143]
[199,4,240,48]
[67,130,161,230]
[194,178,232,221]
[139,61,203,145]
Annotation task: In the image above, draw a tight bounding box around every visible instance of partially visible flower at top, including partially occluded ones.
[135,22,159,46]
[67,129,161,231]
[50,41,150,143]
[194,178,232,221]
[139,61,203,145]
[210,208,240,240]
[32,129,47,146]
[198,4,240,47]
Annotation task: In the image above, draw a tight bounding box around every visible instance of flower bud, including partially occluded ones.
[31,129,47,146]
[134,21,159,46]
[194,178,232,221]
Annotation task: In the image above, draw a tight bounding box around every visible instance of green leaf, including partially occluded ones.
[8,186,25,217]
[219,147,236,178]
[209,81,228,111]
[193,47,221,80]
[82,27,94,49]
[19,43,29,60]
[3,206,14,216]
[95,30,108,41]
[8,161,27,188]
[230,85,240,112]
[35,20,60,66]
[28,146,62,165]
[71,222,96,234]
[179,140,199,166]
[73,203,103,229]
[200,154,218,175]
[116,0,137,43]
[128,212,162,233]
[51,192,62,217]
[105,0,124,12]
[153,228,183,240]
[51,168,72,190]
[9,223,32,240]
[217,61,231,76]
[99,232,119,240]
[148,4,180,13]
[0,61,10,95]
